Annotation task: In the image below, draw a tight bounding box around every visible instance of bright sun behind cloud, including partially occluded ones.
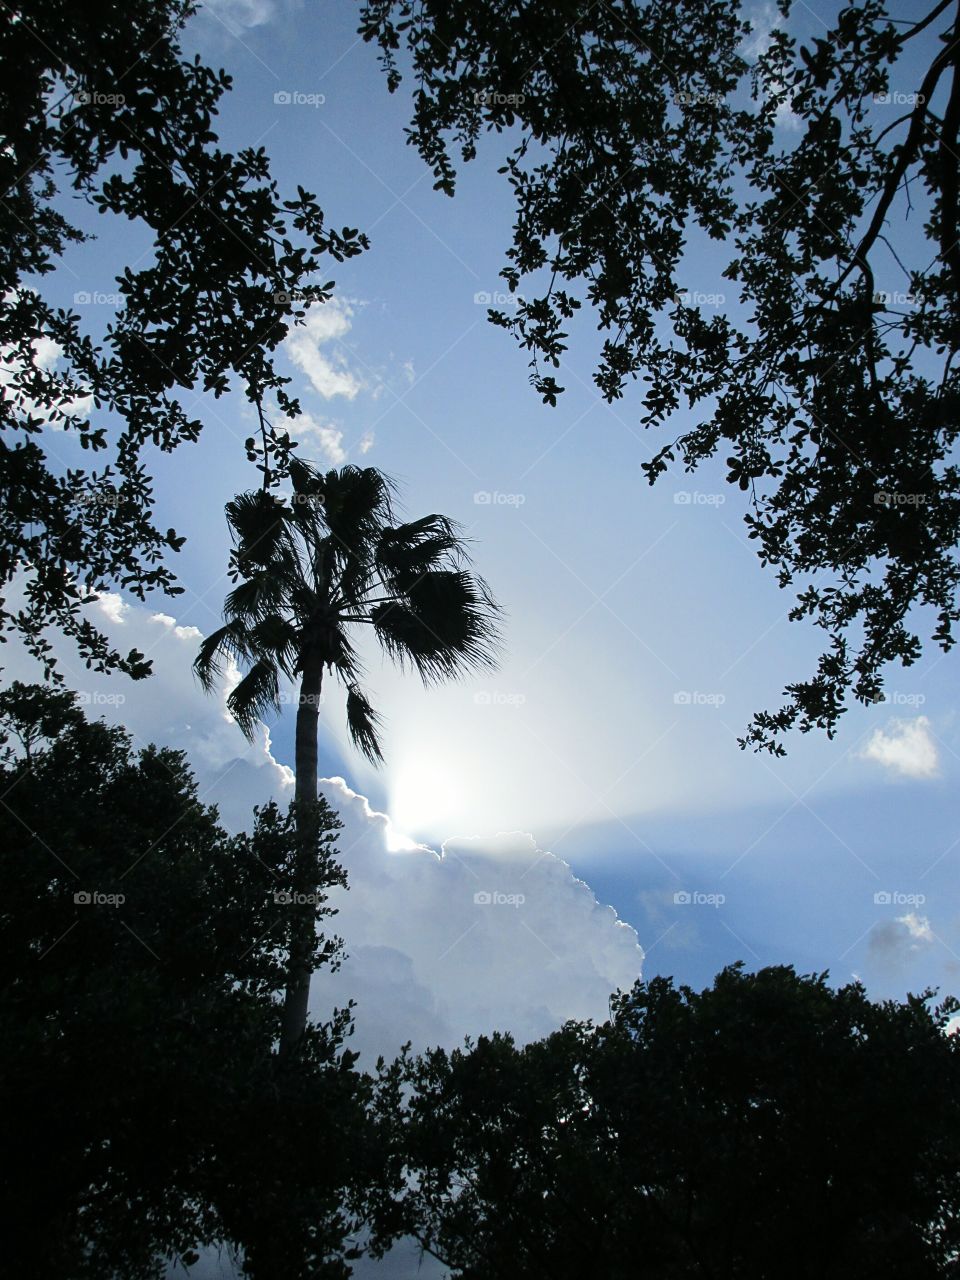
[388,750,469,839]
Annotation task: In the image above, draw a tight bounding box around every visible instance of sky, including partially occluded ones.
[6,3,960,1268]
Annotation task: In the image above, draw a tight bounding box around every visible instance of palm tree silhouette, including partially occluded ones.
[196,461,500,1054]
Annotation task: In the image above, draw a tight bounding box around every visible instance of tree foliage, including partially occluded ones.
[195,461,501,762]
[360,0,960,751]
[1,0,366,681]
[367,963,960,1278]
[0,685,369,1278]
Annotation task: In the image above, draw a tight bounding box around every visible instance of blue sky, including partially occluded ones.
[23,0,960,1022]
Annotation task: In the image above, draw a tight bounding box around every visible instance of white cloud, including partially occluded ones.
[358,431,375,454]
[95,593,129,626]
[2,593,644,1064]
[862,716,939,779]
[0,331,93,426]
[311,803,643,1061]
[741,5,801,131]
[197,0,286,31]
[868,911,935,970]
[284,298,362,401]
[151,612,203,641]
[284,409,348,465]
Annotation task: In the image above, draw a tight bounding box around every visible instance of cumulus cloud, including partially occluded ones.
[868,911,935,970]
[4,593,644,1062]
[284,298,363,401]
[862,716,939,779]
[94,593,129,627]
[311,806,644,1061]
[5,587,294,830]
[0,331,93,426]
[284,409,348,465]
[13,591,644,1280]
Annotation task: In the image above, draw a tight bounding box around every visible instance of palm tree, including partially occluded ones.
[195,461,500,1055]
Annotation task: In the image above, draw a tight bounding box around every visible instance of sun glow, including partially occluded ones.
[387,751,469,841]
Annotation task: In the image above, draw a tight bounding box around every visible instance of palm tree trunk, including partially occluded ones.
[278,656,323,1057]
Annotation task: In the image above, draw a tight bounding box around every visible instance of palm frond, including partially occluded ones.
[323,466,394,541]
[225,658,282,741]
[226,490,297,572]
[345,683,385,764]
[193,619,255,692]
[224,572,292,625]
[370,570,501,683]
[323,467,393,602]
[375,515,463,593]
[248,615,301,679]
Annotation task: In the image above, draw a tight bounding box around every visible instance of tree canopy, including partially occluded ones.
[1,0,366,681]
[359,0,960,751]
[0,684,370,1278]
[367,963,960,1278]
